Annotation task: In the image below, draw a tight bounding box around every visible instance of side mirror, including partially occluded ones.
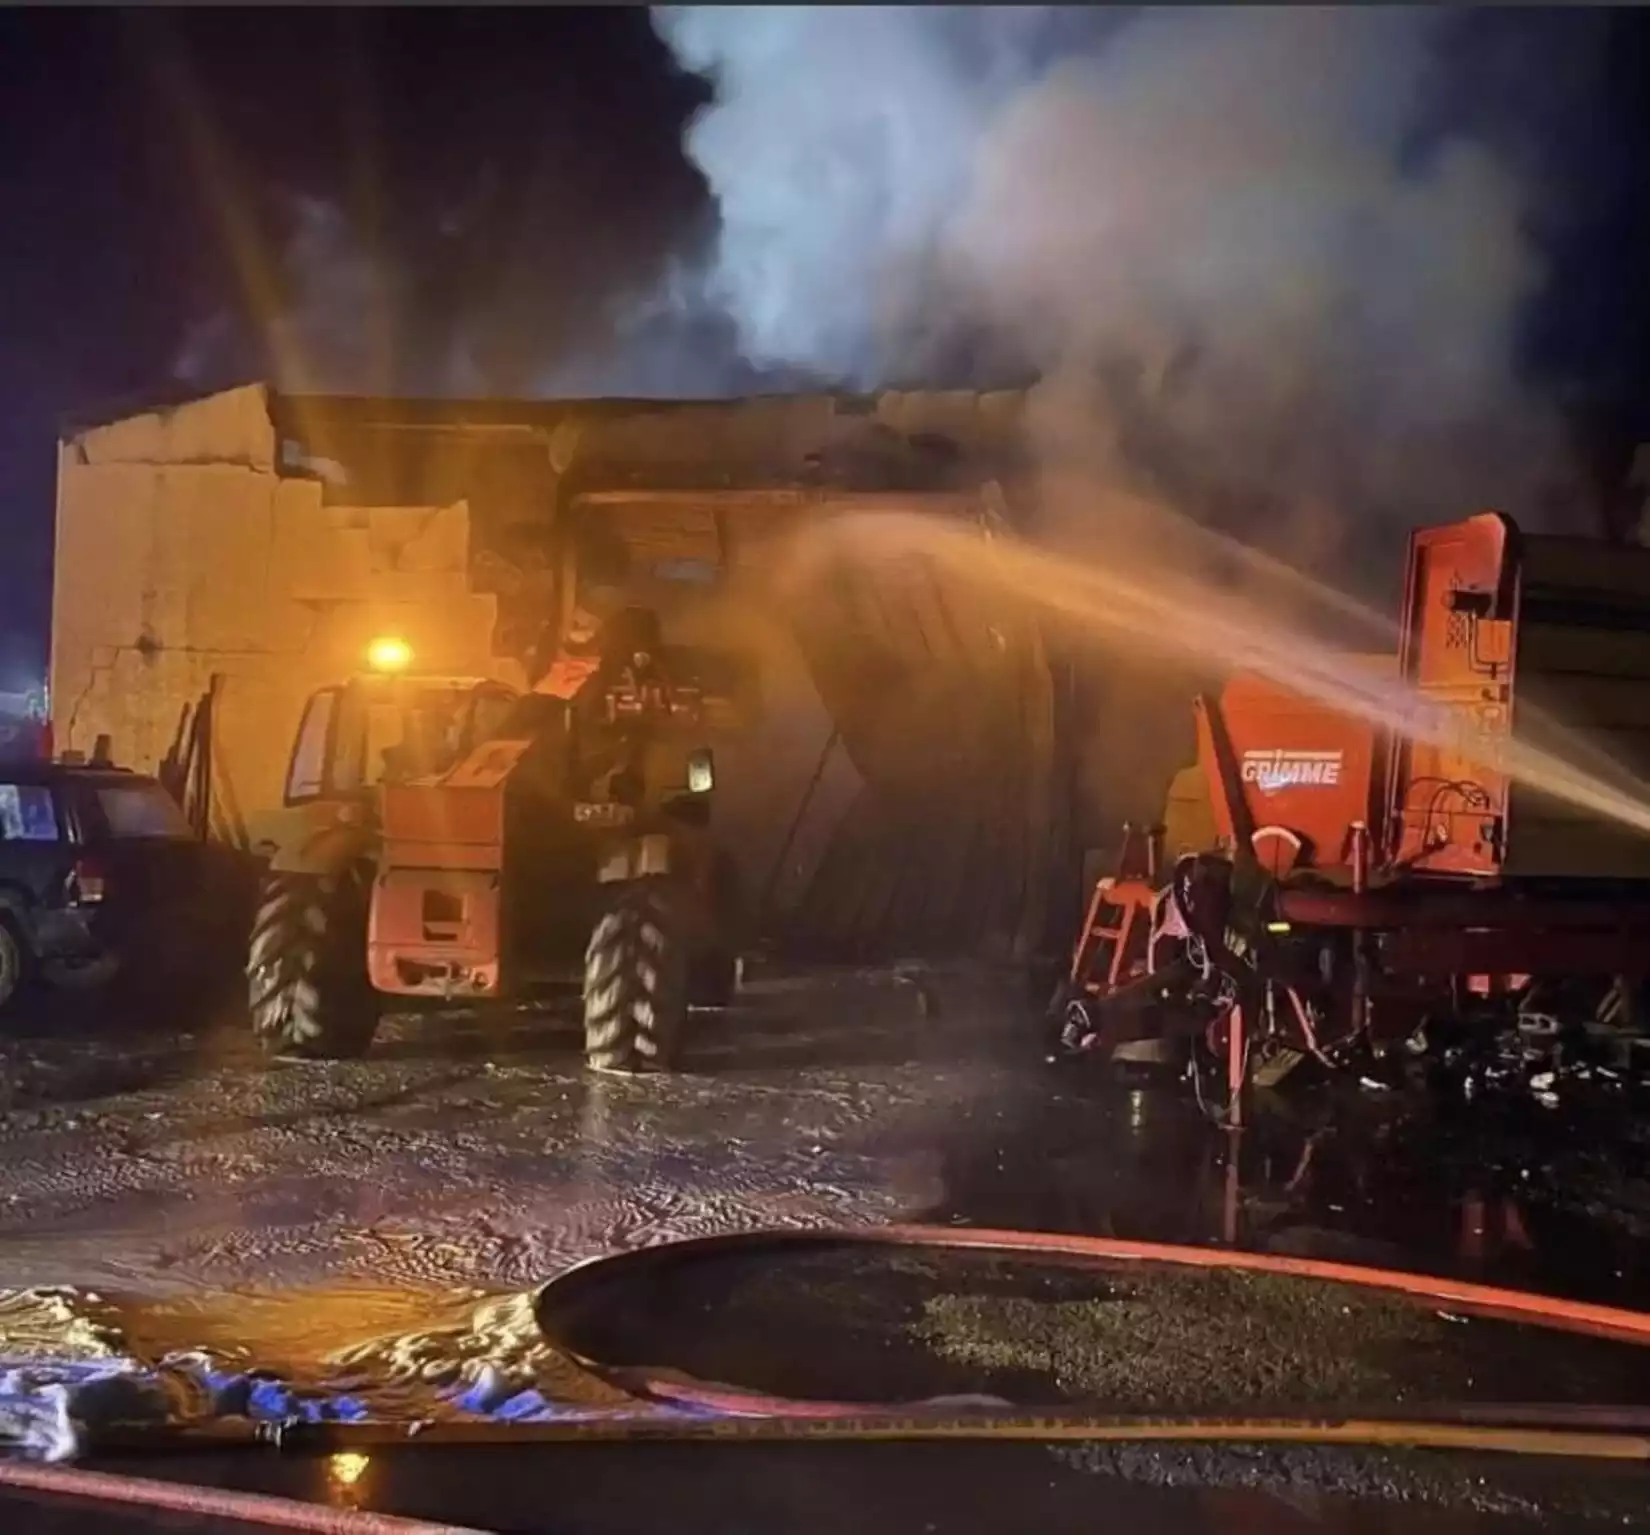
[687,748,715,795]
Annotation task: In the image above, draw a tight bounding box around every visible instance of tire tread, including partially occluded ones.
[582,879,688,1073]
[246,868,380,1060]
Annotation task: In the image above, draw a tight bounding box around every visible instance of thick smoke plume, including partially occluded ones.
[656,6,1584,583]
[170,7,1597,580]
[658,4,1612,832]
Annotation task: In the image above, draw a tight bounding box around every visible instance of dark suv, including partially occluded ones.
[0,762,255,1015]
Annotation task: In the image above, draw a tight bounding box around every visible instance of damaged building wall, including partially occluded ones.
[51,385,519,846]
[269,388,1062,959]
[53,381,1088,961]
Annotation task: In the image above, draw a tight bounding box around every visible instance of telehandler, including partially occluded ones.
[247,607,747,1073]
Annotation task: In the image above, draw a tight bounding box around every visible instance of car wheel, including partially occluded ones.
[0,919,26,1015]
[40,954,122,993]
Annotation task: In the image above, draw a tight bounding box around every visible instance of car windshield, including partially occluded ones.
[95,780,193,840]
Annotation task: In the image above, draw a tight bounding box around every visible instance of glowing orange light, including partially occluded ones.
[327,1450,371,1509]
[329,1451,370,1488]
[366,636,413,673]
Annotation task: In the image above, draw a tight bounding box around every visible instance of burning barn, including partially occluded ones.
[49,383,1119,966]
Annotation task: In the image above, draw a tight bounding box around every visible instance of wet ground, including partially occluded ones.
[551,1241,1650,1415]
[4,964,1650,1301]
[42,1436,1650,1533]
[5,964,1650,1419]
[0,968,972,1296]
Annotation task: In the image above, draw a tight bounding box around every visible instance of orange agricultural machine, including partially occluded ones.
[1053,510,1650,1111]
[246,606,751,1074]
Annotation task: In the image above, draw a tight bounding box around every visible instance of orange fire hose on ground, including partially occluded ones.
[530,1223,1650,1437]
[7,1222,1650,1529]
[0,1458,485,1533]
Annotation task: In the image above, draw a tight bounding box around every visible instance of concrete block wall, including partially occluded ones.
[51,386,521,845]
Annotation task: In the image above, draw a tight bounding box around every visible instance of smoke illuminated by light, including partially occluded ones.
[655,7,1577,543]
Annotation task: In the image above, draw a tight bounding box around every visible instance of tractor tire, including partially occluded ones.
[583,877,689,1074]
[247,867,381,1061]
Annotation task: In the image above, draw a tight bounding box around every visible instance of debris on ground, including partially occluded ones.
[0,1281,650,1460]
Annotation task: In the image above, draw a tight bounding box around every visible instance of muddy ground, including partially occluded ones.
[0,969,975,1296]
[5,964,1650,1413]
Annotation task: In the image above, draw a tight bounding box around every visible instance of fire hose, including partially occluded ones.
[533,1220,1650,1374]
[0,1458,485,1534]
[9,1223,1650,1530]
[527,1222,1650,1459]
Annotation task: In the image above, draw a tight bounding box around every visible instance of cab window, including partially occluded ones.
[367,698,460,784]
[287,688,340,802]
[0,783,60,842]
[468,688,521,748]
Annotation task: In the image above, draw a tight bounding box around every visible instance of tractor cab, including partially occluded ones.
[282,645,521,810]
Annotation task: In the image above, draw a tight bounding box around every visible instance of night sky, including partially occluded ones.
[0,7,715,684]
[4,7,1650,686]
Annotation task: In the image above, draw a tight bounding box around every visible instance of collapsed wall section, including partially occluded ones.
[51,385,517,847]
